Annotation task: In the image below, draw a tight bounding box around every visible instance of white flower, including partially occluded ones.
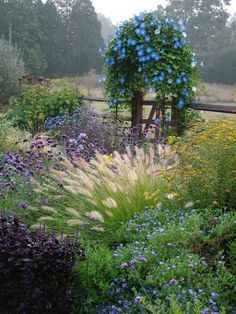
[167,193,174,200]
[182,32,187,38]
[184,202,194,208]
[192,86,197,92]
[154,29,160,35]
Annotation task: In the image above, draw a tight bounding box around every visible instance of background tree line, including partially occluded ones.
[163,0,236,84]
[0,0,235,84]
[0,0,105,76]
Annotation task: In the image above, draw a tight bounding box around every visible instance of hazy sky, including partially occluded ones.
[91,0,236,24]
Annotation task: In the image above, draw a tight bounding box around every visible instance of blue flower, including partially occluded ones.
[168,78,173,84]
[116,40,122,48]
[140,22,146,29]
[119,78,125,84]
[159,72,165,81]
[138,50,144,57]
[167,67,172,74]
[178,99,185,109]
[112,98,119,104]
[115,29,122,36]
[153,76,159,82]
[183,88,189,97]
[146,47,152,53]
[135,28,141,35]
[165,18,171,25]
[176,78,182,84]
[173,42,180,49]
[150,19,156,26]
[140,29,146,36]
[145,35,151,42]
[151,52,160,61]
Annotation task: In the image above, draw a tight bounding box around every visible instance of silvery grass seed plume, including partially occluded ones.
[51,146,173,228]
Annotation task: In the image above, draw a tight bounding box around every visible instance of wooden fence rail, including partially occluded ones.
[82,97,236,114]
[82,96,236,137]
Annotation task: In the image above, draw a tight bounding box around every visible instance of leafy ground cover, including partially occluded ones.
[0,104,235,313]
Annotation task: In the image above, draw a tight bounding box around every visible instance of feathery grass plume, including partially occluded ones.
[38,216,55,222]
[41,206,57,213]
[66,208,81,218]
[67,219,83,226]
[50,146,168,228]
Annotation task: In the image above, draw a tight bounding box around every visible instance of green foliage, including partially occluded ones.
[73,244,118,311]
[172,120,236,210]
[0,38,24,105]
[0,118,29,153]
[104,12,198,111]
[8,85,84,133]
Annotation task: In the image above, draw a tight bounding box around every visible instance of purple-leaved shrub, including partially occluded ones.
[0,213,81,314]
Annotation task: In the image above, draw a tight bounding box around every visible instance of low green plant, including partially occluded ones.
[8,85,84,133]
[165,120,236,210]
[0,38,24,106]
[0,117,30,153]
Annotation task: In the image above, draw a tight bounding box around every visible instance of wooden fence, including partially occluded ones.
[83,95,236,137]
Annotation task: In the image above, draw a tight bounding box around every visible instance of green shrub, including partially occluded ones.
[0,117,30,153]
[172,120,236,210]
[0,38,24,106]
[8,85,84,133]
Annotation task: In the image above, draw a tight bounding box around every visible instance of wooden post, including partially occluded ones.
[171,99,181,136]
[131,91,144,128]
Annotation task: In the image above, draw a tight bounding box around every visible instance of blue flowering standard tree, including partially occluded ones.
[103,12,199,133]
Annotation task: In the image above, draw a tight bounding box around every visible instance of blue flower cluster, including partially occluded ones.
[97,206,227,313]
[104,12,197,111]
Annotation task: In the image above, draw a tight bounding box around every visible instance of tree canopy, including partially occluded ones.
[0,0,104,76]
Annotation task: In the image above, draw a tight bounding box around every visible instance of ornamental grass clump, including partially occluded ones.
[51,147,169,228]
[0,213,81,314]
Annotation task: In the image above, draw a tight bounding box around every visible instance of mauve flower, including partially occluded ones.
[20,202,28,209]
[169,279,177,286]
[211,293,219,299]
[121,262,129,269]
[140,257,148,263]
[134,296,142,303]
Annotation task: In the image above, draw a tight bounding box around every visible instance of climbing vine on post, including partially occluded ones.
[103,12,198,134]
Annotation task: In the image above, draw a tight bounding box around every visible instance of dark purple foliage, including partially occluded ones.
[0,213,81,314]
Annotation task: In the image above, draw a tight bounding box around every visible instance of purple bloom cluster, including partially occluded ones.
[44,106,161,161]
[0,136,63,198]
